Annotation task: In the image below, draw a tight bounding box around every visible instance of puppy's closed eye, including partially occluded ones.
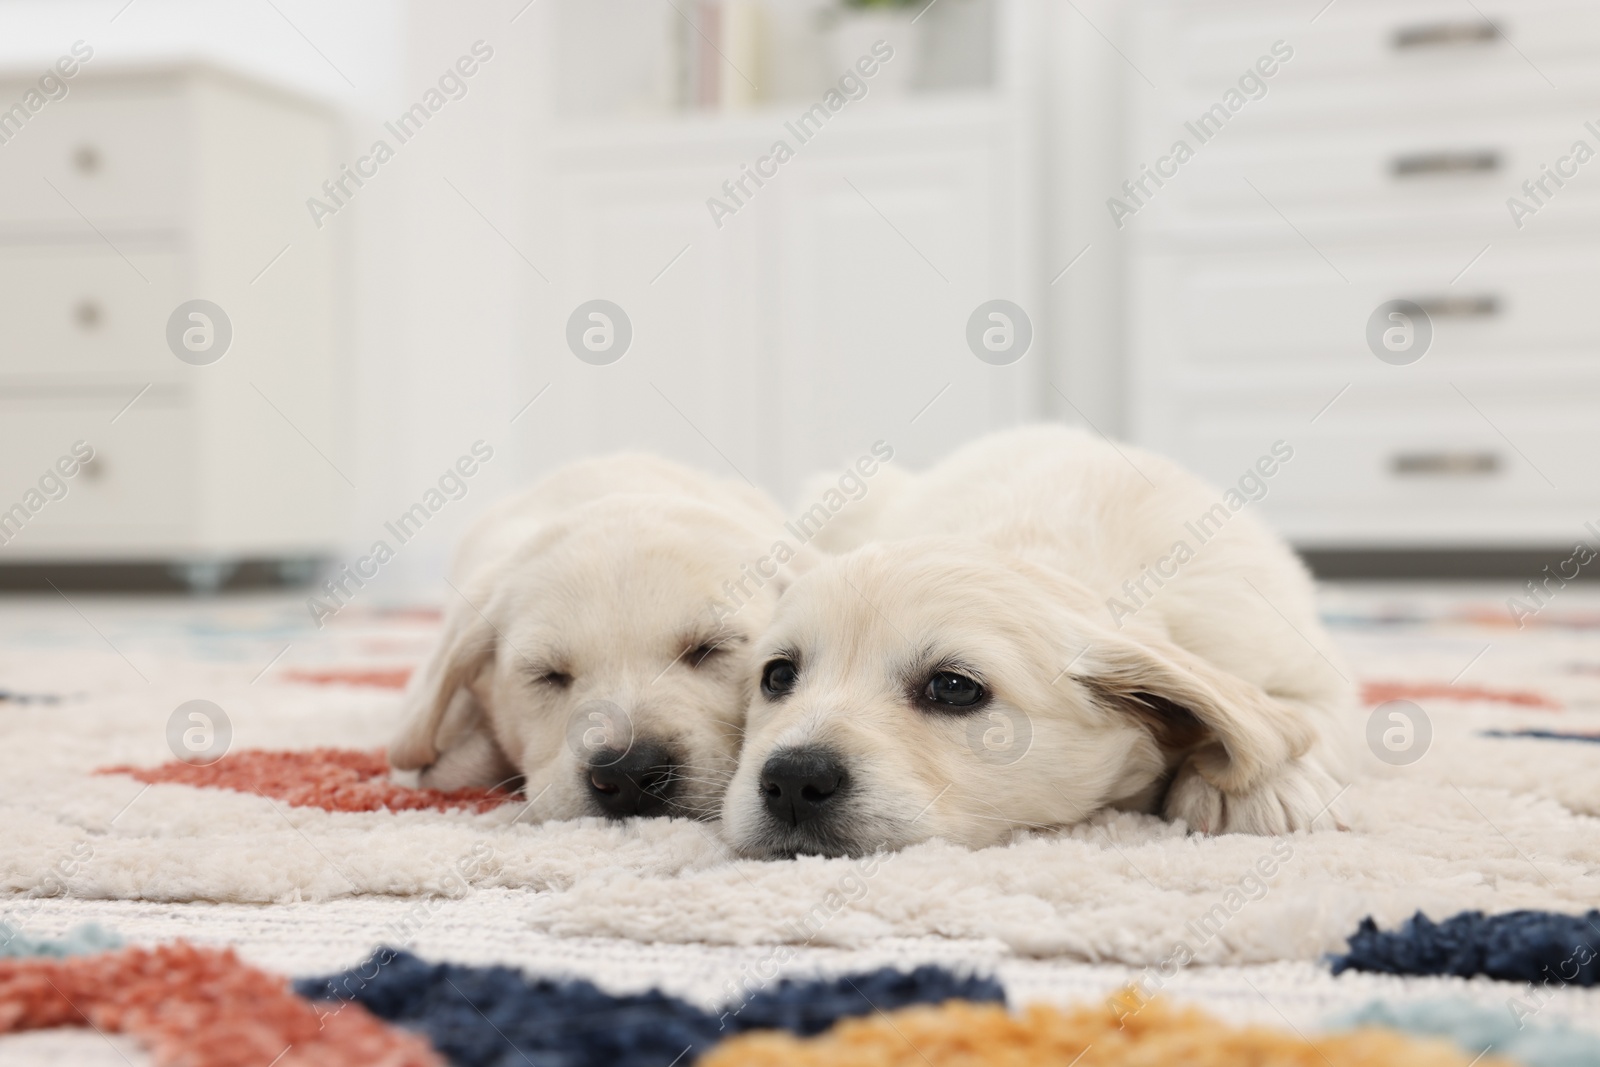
[688,642,725,668]
[686,632,745,668]
[527,667,573,689]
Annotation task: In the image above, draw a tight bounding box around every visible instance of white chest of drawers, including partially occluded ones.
[1124,0,1600,548]
[0,65,342,574]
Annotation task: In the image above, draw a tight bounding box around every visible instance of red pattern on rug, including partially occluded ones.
[98,748,517,814]
[282,667,414,689]
[1361,681,1560,710]
[375,607,443,622]
[0,942,441,1067]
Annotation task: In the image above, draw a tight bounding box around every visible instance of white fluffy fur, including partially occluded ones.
[724,425,1354,858]
[389,454,795,821]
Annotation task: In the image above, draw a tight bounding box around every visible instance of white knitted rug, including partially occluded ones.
[4,588,1600,966]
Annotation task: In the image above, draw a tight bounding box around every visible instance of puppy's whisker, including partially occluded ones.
[941,810,1020,824]
[946,791,1015,825]
[677,803,727,816]
[678,767,732,783]
[507,782,554,824]
[660,766,735,781]
[669,766,737,781]
[943,809,1057,832]
[668,800,726,820]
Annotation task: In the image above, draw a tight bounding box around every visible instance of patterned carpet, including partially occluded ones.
[2,584,1598,1065]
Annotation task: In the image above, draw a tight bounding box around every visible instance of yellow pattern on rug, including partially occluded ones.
[699,992,1514,1067]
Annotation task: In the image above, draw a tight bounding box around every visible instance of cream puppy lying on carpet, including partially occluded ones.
[391,455,792,822]
[723,425,1352,858]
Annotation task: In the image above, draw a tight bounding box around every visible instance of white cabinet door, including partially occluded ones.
[771,140,1033,486]
[0,394,195,555]
[540,155,779,487]
[538,106,1038,499]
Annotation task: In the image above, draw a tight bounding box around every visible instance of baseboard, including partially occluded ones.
[0,549,1577,589]
[0,558,324,593]
[1298,548,1579,581]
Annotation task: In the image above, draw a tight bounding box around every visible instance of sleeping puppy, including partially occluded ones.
[390,454,795,823]
[723,425,1352,858]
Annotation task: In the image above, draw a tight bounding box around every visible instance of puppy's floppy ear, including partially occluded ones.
[1076,629,1317,794]
[389,590,499,774]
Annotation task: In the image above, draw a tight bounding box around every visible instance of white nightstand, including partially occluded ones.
[0,64,343,587]
[1124,0,1600,549]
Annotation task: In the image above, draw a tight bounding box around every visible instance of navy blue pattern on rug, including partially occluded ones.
[297,949,1004,1067]
[1331,910,1600,986]
[1482,729,1600,744]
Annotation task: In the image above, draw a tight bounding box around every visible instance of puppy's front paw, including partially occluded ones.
[1163,754,1345,835]
[416,729,518,792]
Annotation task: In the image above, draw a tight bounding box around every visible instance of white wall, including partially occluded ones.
[358,0,548,595]
[1040,0,1130,437]
[0,0,403,111]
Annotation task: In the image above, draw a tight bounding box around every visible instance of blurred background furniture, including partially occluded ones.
[1,0,1597,591]
[1125,0,1600,560]
[0,64,338,589]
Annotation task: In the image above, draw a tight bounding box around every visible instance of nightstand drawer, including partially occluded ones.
[1134,109,1600,238]
[0,89,188,234]
[1160,389,1600,527]
[1135,240,1600,375]
[0,396,194,550]
[0,244,186,379]
[1160,0,1600,95]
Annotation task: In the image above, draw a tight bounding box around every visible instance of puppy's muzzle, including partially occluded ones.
[587,740,678,818]
[761,747,849,828]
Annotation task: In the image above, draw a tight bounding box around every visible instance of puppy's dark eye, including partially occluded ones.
[923,671,985,709]
[536,671,572,689]
[761,658,798,698]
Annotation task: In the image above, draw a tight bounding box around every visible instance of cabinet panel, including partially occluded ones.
[543,157,779,485]
[1135,241,1600,377]
[773,146,1032,485]
[1138,385,1600,543]
[0,243,185,380]
[1163,0,1600,95]
[1135,110,1600,239]
[538,105,1036,497]
[0,88,188,234]
[0,396,195,554]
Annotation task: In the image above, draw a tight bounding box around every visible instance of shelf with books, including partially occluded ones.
[548,0,998,121]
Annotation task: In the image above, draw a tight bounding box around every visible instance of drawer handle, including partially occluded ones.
[1392,151,1501,177]
[1408,295,1500,319]
[1391,451,1501,477]
[73,145,101,175]
[1393,21,1499,49]
[79,456,106,481]
[74,300,103,330]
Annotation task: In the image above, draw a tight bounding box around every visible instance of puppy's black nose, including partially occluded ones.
[587,741,677,817]
[761,748,848,827]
